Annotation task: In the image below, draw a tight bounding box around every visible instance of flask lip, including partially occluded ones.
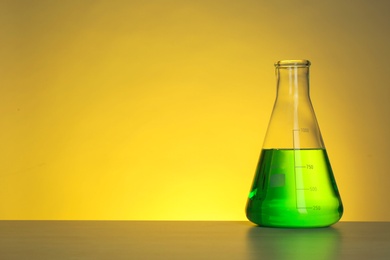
[275,60,311,67]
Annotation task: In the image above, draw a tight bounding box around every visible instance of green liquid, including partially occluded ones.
[246,149,343,228]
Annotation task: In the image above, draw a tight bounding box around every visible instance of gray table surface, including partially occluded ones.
[0,221,389,259]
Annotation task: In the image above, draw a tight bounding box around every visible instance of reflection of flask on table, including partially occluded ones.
[246,60,343,228]
[246,226,341,259]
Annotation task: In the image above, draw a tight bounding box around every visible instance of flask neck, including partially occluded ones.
[263,60,324,149]
[275,63,310,99]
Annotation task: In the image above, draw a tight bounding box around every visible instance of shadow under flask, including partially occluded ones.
[246,60,343,228]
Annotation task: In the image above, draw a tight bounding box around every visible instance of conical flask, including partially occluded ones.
[246,60,343,228]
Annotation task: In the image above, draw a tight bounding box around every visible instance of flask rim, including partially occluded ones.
[275,60,311,67]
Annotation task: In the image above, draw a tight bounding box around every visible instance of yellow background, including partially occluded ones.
[1,0,389,220]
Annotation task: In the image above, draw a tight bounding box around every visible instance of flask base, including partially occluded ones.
[246,149,343,228]
[246,210,342,228]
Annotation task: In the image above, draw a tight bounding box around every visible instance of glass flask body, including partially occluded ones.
[246,60,343,228]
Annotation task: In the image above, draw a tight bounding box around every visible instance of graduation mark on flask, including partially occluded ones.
[296,186,318,191]
[297,205,322,211]
[293,127,310,133]
[294,164,314,170]
[292,128,320,212]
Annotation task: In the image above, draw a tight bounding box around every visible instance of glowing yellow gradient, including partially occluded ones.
[1,1,390,220]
